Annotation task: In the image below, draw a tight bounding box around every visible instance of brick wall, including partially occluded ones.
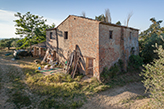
[46,29,57,51]
[99,24,122,74]
[46,15,139,80]
[99,24,139,74]
[46,16,100,78]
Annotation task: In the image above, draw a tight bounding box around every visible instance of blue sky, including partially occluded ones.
[0,0,164,38]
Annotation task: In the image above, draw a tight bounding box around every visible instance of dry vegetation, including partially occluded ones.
[0,49,151,109]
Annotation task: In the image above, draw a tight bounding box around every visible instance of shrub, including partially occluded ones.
[128,55,143,72]
[101,63,119,82]
[141,45,164,108]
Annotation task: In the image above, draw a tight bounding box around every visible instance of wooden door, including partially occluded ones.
[86,57,93,76]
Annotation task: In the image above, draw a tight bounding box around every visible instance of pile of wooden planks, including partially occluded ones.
[41,48,54,64]
[65,45,83,78]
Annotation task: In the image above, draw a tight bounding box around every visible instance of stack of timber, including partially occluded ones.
[65,45,84,78]
[41,48,54,64]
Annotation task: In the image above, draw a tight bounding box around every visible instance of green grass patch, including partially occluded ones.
[1,56,144,109]
[21,60,142,108]
[105,73,142,87]
[23,63,109,108]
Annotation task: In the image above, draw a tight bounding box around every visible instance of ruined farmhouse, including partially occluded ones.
[46,15,139,79]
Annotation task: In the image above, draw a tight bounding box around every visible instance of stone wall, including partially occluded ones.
[46,29,57,51]
[46,15,139,80]
[99,24,139,74]
[99,24,122,74]
[46,16,100,78]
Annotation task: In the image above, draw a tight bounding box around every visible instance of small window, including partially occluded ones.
[50,32,52,39]
[109,30,113,39]
[129,32,132,40]
[64,31,68,39]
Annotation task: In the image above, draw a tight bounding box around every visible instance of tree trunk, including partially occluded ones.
[29,41,31,52]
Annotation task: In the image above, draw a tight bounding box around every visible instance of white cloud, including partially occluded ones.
[0,9,62,38]
[0,9,16,38]
[45,17,61,27]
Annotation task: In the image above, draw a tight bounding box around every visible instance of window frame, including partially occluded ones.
[129,32,132,40]
[50,32,53,39]
[109,30,113,39]
[64,31,68,39]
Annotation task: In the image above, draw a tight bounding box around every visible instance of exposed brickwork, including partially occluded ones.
[99,24,139,74]
[47,16,100,78]
[46,15,139,80]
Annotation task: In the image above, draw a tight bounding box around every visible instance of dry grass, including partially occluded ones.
[5,56,109,108]
[0,49,149,108]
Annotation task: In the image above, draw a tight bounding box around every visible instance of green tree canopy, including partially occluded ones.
[139,18,164,63]
[0,38,21,49]
[141,44,164,108]
[95,14,106,22]
[14,12,55,50]
[116,21,121,25]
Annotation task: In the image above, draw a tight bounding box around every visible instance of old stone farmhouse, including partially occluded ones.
[46,15,139,79]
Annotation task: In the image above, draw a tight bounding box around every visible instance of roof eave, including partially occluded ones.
[99,22,139,31]
[46,28,57,31]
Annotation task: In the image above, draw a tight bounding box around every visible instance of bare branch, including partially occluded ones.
[105,9,111,23]
[126,12,133,27]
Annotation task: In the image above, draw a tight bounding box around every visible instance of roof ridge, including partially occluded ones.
[46,15,139,31]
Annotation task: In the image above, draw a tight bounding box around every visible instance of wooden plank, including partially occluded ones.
[70,51,76,76]
[86,57,89,75]
[66,51,74,74]
[41,48,49,63]
[72,52,80,78]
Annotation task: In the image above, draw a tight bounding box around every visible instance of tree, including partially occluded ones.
[81,11,86,17]
[139,18,164,63]
[105,9,111,23]
[95,14,106,22]
[14,12,54,51]
[140,18,162,40]
[95,9,112,23]
[0,38,19,50]
[124,12,133,26]
[141,44,164,108]
[0,39,12,50]
[0,39,6,49]
[116,21,121,25]
[11,38,23,48]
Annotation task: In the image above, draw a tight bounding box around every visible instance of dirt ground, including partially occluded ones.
[80,82,150,109]
[0,55,150,109]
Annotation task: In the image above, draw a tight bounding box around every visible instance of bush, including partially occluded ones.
[141,45,164,108]
[128,55,143,72]
[101,63,120,82]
